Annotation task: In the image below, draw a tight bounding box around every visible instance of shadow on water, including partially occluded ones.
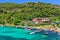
[0,35,28,40]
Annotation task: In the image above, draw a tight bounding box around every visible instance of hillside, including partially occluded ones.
[0,2,60,25]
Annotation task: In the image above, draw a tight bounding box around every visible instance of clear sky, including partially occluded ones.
[0,0,60,5]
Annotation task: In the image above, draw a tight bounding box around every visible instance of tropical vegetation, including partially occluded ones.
[0,2,60,27]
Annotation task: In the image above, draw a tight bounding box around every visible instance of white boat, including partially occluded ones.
[58,32,60,35]
[30,32,35,35]
[16,26,18,28]
[44,32,48,35]
[2,25,4,27]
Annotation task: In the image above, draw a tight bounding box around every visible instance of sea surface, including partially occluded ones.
[0,26,60,40]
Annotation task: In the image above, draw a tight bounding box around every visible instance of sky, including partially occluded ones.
[0,0,60,5]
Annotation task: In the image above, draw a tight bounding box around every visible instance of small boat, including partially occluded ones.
[16,26,18,28]
[35,29,41,32]
[24,26,30,30]
[2,25,4,27]
[30,29,41,35]
[58,32,60,35]
[58,34,60,35]
[30,32,35,35]
[25,28,30,30]
[44,32,48,35]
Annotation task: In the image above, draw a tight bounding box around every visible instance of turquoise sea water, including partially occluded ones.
[0,26,60,40]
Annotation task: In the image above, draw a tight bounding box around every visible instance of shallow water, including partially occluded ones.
[0,26,60,40]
